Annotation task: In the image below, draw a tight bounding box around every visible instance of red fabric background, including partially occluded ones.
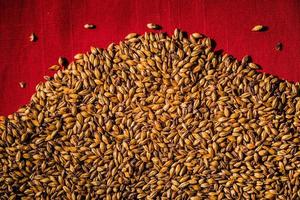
[0,0,299,116]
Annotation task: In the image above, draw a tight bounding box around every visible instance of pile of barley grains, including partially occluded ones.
[0,29,300,200]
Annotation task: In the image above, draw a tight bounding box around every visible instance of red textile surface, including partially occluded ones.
[0,0,299,116]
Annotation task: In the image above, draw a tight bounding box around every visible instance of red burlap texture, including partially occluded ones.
[0,0,299,115]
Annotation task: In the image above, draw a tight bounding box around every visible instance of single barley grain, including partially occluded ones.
[19,81,26,88]
[58,56,67,67]
[84,24,96,29]
[147,23,161,30]
[276,42,283,51]
[251,25,265,32]
[48,65,60,71]
[29,33,37,42]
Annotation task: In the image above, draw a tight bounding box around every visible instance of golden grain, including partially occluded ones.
[19,81,26,88]
[0,27,299,199]
[29,33,37,42]
[84,24,96,29]
[146,23,160,30]
[276,42,283,51]
[251,25,265,32]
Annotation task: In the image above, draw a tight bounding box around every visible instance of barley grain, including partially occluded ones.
[0,27,299,199]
